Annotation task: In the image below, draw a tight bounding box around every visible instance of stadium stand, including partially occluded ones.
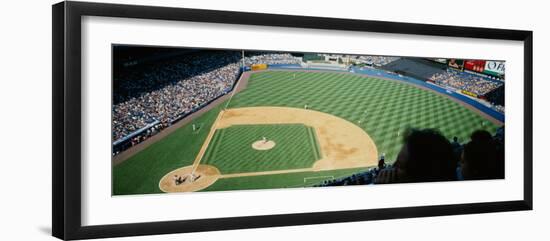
[113,53,240,136]
[357,55,400,67]
[113,50,303,155]
[244,52,302,66]
[377,57,504,114]
[484,85,505,113]
[429,69,503,96]
[381,58,446,80]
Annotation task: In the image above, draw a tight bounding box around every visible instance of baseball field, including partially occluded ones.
[113,70,501,195]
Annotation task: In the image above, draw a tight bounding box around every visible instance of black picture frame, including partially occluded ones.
[52,1,533,240]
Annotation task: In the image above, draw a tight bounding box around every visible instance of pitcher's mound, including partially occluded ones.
[252,140,276,150]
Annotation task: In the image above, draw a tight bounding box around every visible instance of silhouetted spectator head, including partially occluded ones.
[393,128,456,182]
[461,130,504,180]
[450,136,463,164]
[378,153,386,170]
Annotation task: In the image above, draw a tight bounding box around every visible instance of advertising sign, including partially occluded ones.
[464,60,486,72]
[484,61,505,76]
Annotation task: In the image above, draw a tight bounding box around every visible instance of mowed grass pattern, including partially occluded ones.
[113,70,502,194]
[228,71,500,161]
[202,124,320,174]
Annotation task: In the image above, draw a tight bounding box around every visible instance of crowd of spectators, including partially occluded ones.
[244,52,302,66]
[359,55,400,67]
[113,51,241,144]
[114,51,241,104]
[113,51,305,155]
[315,127,504,187]
[430,69,503,96]
[485,85,505,113]
[493,105,505,113]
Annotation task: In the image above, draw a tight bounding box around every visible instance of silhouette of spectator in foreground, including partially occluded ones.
[460,130,504,180]
[378,153,386,170]
[375,129,456,184]
[450,136,464,178]
[451,136,461,151]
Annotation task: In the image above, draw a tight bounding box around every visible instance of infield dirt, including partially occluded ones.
[159,106,378,192]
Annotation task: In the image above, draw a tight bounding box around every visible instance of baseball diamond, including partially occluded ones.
[113,70,500,195]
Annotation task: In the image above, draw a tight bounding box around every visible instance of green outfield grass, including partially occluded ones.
[202,124,320,174]
[113,70,501,195]
[228,71,500,162]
